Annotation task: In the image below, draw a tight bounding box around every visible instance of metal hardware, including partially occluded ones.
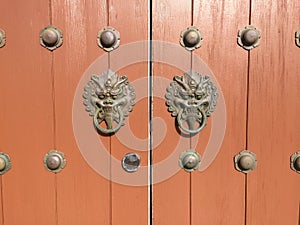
[296,30,300,47]
[165,70,218,134]
[179,149,201,172]
[180,26,202,51]
[97,27,120,52]
[0,153,11,175]
[83,69,135,134]
[40,26,63,51]
[234,150,257,173]
[122,153,141,173]
[238,25,261,50]
[0,29,6,48]
[43,150,66,173]
[290,151,300,173]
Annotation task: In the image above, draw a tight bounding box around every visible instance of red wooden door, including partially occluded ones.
[0,1,299,225]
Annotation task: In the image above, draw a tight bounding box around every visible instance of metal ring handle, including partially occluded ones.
[177,109,207,134]
[93,107,124,134]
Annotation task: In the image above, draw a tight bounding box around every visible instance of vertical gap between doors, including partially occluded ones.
[148,0,153,224]
[244,1,252,225]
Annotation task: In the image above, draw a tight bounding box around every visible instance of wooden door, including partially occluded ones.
[0,1,299,225]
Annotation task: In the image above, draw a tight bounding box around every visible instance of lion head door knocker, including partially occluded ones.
[166,70,218,172]
[83,69,135,134]
[165,70,218,135]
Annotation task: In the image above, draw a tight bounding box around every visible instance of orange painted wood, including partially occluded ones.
[0,1,56,224]
[109,0,148,224]
[247,0,300,224]
[152,1,192,224]
[191,1,249,224]
[52,0,111,224]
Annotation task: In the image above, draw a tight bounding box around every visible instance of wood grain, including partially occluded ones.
[0,1,56,224]
[192,1,249,224]
[247,0,300,224]
[52,0,111,224]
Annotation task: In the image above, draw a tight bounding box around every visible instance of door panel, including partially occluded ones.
[52,1,111,224]
[192,1,249,224]
[0,1,56,224]
[152,1,191,224]
[248,0,300,224]
[109,0,148,224]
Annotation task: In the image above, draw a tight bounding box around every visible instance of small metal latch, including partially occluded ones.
[43,150,66,173]
[180,26,202,51]
[295,30,300,47]
[165,70,218,134]
[40,26,63,51]
[0,152,11,175]
[122,153,141,173]
[290,151,300,173]
[234,150,257,173]
[179,149,201,172]
[0,29,6,48]
[238,25,261,50]
[97,26,120,52]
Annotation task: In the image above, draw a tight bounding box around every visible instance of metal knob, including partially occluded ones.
[44,150,66,173]
[238,25,261,50]
[296,29,300,47]
[179,150,201,172]
[180,26,202,51]
[234,150,257,173]
[0,153,11,175]
[97,27,120,52]
[40,26,63,50]
[122,153,140,173]
[0,29,6,48]
[290,151,300,173]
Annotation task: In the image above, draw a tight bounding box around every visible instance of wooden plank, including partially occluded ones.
[108,0,148,224]
[191,1,249,224]
[52,1,111,224]
[152,1,192,224]
[247,0,300,224]
[0,1,56,224]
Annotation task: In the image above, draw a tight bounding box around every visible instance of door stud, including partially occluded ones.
[180,26,202,51]
[0,152,11,175]
[43,150,66,173]
[40,26,63,51]
[290,151,300,173]
[0,29,6,48]
[238,25,261,50]
[97,26,120,52]
[179,149,201,172]
[234,150,257,173]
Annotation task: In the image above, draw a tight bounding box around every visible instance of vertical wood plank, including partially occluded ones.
[109,0,148,224]
[52,1,111,224]
[192,1,249,224]
[152,1,191,225]
[0,1,56,224]
[248,0,300,224]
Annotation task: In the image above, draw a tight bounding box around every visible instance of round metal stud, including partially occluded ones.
[0,29,6,48]
[0,152,11,175]
[238,25,261,50]
[234,150,257,173]
[122,153,140,173]
[179,149,201,172]
[97,26,120,52]
[290,151,300,173]
[180,26,202,51]
[295,30,300,47]
[40,26,63,51]
[43,150,66,173]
